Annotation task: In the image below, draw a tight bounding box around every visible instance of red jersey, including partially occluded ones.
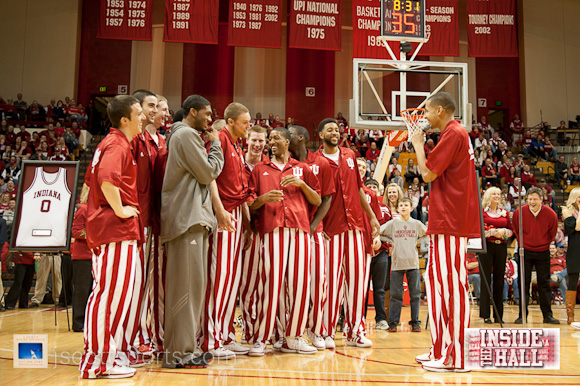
[362,185,385,255]
[150,131,167,235]
[499,164,510,179]
[303,151,335,233]
[86,128,142,249]
[71,204,92,260]
[249,158,320,236]
[365,148,380,162]
[425,120,481,238]
[212,129,251,212]
[243,151,269,182]
[316,146,366,238]
[571,163,580,174]
[6,188,17,201]
[481,165,496,178]
[521,171,537,186]
[131,132,155,228]
[550,256,566,273]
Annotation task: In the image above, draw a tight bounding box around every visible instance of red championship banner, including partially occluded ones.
[228,0,283,48]
[288,0,341,51]
[98,0,153,41]
[467,0,518,57]
[164,0,219,44]
[353,0,458,59]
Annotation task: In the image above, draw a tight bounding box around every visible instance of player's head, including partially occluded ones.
[356,157,367,180]
[482,186,501,209]
[182,94,212,132]
[173,108,185,123]
[425,92,456,129]
[132,89,158,126]
[364,178,380,195]
[224,102,251,140]
[384,182,403,208]
[154,95,171,128]
[397,197,413,216]
[269,127,290,157]
[526,187,543,210]
[318,118,339,148]
[247,126,267,157]
[107,95,143,136]
[288,125,310,151]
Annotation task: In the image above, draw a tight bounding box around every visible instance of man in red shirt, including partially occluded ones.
[80,95,144,379]
[521,164,537,189]
[289,125,335,350]
[481,158,498,187]
[203,102,253,359]
[411,92,482,372]
[512,187,559,324]
[130,89,158,357]
[316,118,380,349]
[247,127,321,356]
[239,125,268,345]
[550,243,568,303]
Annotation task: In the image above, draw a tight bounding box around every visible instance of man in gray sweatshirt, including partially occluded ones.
[161,95,224,369]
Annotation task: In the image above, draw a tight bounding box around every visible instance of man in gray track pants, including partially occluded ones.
[161,95,224,369]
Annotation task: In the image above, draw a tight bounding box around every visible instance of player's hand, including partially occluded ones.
[117,205,139,219]
[242,230,252,251]
[372,236,381,251]
[410,129,425,148]
[33,253,41,261]
[507,278,513,285]
[280,175,304,188]
[205,126,219,142]
[216,208,236,232]
[263,190,284,203]
[370,217,380,239]
[310,223,317,236]
[323,232,331,241]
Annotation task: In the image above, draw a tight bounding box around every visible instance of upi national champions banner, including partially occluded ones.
[467,0,518,57]
[164,0,219,44]
[98,0,153,41]
[288,0,341,51]
[228,0,283,48]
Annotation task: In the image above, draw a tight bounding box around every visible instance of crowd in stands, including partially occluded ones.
[0,94,88,124]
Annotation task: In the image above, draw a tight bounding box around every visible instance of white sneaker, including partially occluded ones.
[572,322,580,330]
[415,352,431,363]
[324,336,336,349]
[307,331,326,350]
[224,341,250,355]
[209,347,236,360]
[248,342,266,357]
[283,337,318,354]
[375,320,389,330]
[272,338,285,351]
[422,358,470,373]
[346,335,372,348]
[100,365,136,379]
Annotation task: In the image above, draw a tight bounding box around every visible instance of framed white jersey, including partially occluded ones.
[11,161,79,252]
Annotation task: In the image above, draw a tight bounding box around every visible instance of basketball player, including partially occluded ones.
[288,125,334,350]
[130,89,158,357]
[247,127,321,356]
[79,95,144,379]
[161,94,223,369]
[316,118,380,348]
[410,92,481,372]
[239,125,268,344]
[202,102,252,359]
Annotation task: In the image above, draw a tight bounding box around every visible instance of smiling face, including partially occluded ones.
[387,186,399,204]
[357,159,367,180]
[154,100,170,128]
[269,129,289,158]
[319,122,340,148]
[141,95,158,126]
[126,103,145,137]
[527,192,542,211]
[248,131,266,157]
[230,112,251,139]
[192,105,213,132]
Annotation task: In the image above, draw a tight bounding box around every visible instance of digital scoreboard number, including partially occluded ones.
[381,0,427,42]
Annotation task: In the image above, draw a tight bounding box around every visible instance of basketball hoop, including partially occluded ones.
[401,108,427,141]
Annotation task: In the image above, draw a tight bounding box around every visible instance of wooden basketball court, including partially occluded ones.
[1,304,580,385]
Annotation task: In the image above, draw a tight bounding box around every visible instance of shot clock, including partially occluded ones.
[380,0,427,42]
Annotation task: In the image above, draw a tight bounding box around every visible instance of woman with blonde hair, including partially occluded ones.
[479,186,513,324]
[562,187,580,328]
[383,182,403,219]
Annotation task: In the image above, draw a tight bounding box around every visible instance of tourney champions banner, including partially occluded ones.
[164,0,219,44]
[98,0,153,41]
[467,0,518,57]
[288,0,341,51]
[228,0,283,48]
[353,0,459,59]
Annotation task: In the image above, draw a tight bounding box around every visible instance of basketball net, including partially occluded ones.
[401,108,427,142]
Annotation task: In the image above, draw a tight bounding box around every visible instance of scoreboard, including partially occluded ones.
[380,0,427,42]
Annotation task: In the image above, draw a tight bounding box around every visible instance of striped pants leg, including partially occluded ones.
[426,234,470,368]
[324,230,366,339]
[239,232,261,343]
[307,232,327,337]
[79,241,139,378]
[135,228,153,347]
[202,206,243,351]
[148,234,166,350]
[120,243,145,362]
